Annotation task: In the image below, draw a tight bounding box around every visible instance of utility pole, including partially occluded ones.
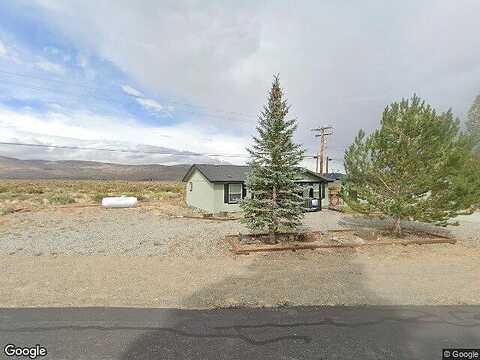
[311,126,333,174]
[326,156,332,174]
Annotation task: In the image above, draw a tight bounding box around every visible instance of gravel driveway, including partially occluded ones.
[0,207,345,257]
[1,207,479,256]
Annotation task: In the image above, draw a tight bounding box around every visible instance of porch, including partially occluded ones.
[296,181,327,212]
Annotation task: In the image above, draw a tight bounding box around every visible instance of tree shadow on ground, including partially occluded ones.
[338,215,452,237]
[119,247,480,360]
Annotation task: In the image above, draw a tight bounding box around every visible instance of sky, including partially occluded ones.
[0,1,479,171]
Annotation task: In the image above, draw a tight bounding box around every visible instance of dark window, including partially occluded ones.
[188,182,193,192]
[228,184,242,203]
[224,184,229,203]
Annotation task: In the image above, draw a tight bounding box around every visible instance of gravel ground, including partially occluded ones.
[339,212,480,248]
[0,207,478,256]
[0,207,344,257]
[1,208,479,308]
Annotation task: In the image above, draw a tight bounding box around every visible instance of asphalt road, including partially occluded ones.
[1,306,479,359]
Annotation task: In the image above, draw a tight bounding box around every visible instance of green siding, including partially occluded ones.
[300,181,329,209]
[185,168,329,213]
[212,183,244,213]
[185,170,247,213]
[322,184,329,208]
[184,170,216,213]
[316,183,329,209]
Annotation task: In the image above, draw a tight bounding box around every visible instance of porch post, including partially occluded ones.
[318,182,322,210]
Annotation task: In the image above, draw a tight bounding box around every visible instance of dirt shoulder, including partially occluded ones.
[1,243,479,308]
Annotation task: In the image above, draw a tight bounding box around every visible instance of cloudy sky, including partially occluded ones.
[0,1,479,170]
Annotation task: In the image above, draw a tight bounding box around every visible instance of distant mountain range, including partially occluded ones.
[0,156,191,181]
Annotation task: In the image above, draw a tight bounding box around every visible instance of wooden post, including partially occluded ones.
[311,126,333,174]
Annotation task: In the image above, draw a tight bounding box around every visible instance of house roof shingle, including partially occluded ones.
[182,164,332,183]
[323,172,346,181]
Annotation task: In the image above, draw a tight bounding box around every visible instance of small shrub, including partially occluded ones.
[0,207,15,215]
[155,191,180,200]
[92,193,108,203]
[121,192,145,201]
[153,183,183,194]
[47,193,76,205]
[24,186,45,194]
[338,204,356,214]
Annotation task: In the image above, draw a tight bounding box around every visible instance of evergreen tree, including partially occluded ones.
[466,94,480,151]
[466,95,480,206]
[240,75,305,242]
[342,94,480,236]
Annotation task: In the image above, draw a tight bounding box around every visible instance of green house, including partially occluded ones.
[182,164,332,214]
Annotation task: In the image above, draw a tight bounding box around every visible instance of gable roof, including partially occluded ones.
[300,168,334,182]
[182,164,332,183]
[323,172,346,181]
[182,164,250,182]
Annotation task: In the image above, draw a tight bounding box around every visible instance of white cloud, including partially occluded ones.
[0,39,6,57]
[35,60,66,75]
[136,98,163,112]
[122,85,173,116]
[44,45,71,62]
[121,84,143,97]
[43,46,60,56]
[0,106,250,165]
[30,0,480,157]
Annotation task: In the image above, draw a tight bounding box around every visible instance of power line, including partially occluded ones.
[0,141,248,158]
[0,76,257,122]
[0,70,347,159]
[0,69,111,92]
[0,141,320,159]
[0,70,257,120]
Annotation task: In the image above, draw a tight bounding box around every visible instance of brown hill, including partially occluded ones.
[0,156,190,181]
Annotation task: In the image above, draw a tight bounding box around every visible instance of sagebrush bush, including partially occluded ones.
[0,180,184,209]
[47,193,76,205]
[24,186,45,194]
[92,193,108,203]
[0,207,15,215]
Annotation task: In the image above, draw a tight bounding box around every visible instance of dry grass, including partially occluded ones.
[0,206,15,215]
[0,180,185,213]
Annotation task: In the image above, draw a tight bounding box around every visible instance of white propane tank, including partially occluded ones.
[102,196,138,208]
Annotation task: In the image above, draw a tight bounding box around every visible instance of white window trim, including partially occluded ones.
[188,182,193,192]
[228,183,242,204]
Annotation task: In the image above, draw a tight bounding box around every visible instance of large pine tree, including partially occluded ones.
[342,95,480,236]
[240,75,305,242]
[466,94,480,151]
[466,94,480,207]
